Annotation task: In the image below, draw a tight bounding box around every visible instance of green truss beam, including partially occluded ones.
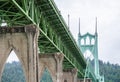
[0,0,96,79]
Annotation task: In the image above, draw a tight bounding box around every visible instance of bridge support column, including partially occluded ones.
[0,25,39,82]
[63,68,78,82]
[39,53,64,82]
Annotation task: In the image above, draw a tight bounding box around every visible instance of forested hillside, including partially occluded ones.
[1,61,120,82]
[99,60,120,82]
[1,62,25,82]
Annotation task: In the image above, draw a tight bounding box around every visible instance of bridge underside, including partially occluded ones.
[0,25,93,82]
[0,0,99,81]
[0,0,87,78]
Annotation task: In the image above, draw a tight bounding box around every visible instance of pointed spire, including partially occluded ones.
[95,17,97,34]
[68,14,70,29]
[79,18,81,35]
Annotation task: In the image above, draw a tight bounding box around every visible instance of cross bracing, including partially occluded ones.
[0,0,98,80]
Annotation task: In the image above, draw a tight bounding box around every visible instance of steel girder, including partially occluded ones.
[0,0,88,78]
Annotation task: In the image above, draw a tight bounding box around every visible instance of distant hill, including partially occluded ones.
[99,60,120,82]
[1,61,25,82]
[1,61,120,82]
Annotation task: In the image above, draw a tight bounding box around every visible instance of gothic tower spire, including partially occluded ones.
[95,17,97,34]
[68,14,70,29]
[79,18,81,35]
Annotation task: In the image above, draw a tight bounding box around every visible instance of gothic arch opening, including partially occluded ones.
[84,50,92,59]
[1,50,26,82]
[83,50,95,71]
[86,37,90,45]
[40,68,53,82]
[91,38,95,45]
[81,39,85,45]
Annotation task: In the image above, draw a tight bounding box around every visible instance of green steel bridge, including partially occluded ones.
[0,0,104,82]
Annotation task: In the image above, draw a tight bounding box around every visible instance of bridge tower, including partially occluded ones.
[78,18,102,81]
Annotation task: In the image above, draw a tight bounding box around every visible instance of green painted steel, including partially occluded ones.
[0,0,104,81]
[78,18,104,82]
[0,0,86,78]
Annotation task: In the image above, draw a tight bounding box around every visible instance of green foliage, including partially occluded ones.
[1,61,120,82]
[40,68,53,82]
[1,61,26,82]
[1,61,53,82]
[99,60,120,82]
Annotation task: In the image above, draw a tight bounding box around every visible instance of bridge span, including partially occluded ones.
[0,0,104,82]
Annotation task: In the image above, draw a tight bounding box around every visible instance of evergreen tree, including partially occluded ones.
[1,61,120,82]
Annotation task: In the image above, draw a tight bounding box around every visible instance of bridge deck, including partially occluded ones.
[0,0,98,79]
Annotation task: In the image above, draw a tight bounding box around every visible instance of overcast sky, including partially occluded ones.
[54,0,120,65]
